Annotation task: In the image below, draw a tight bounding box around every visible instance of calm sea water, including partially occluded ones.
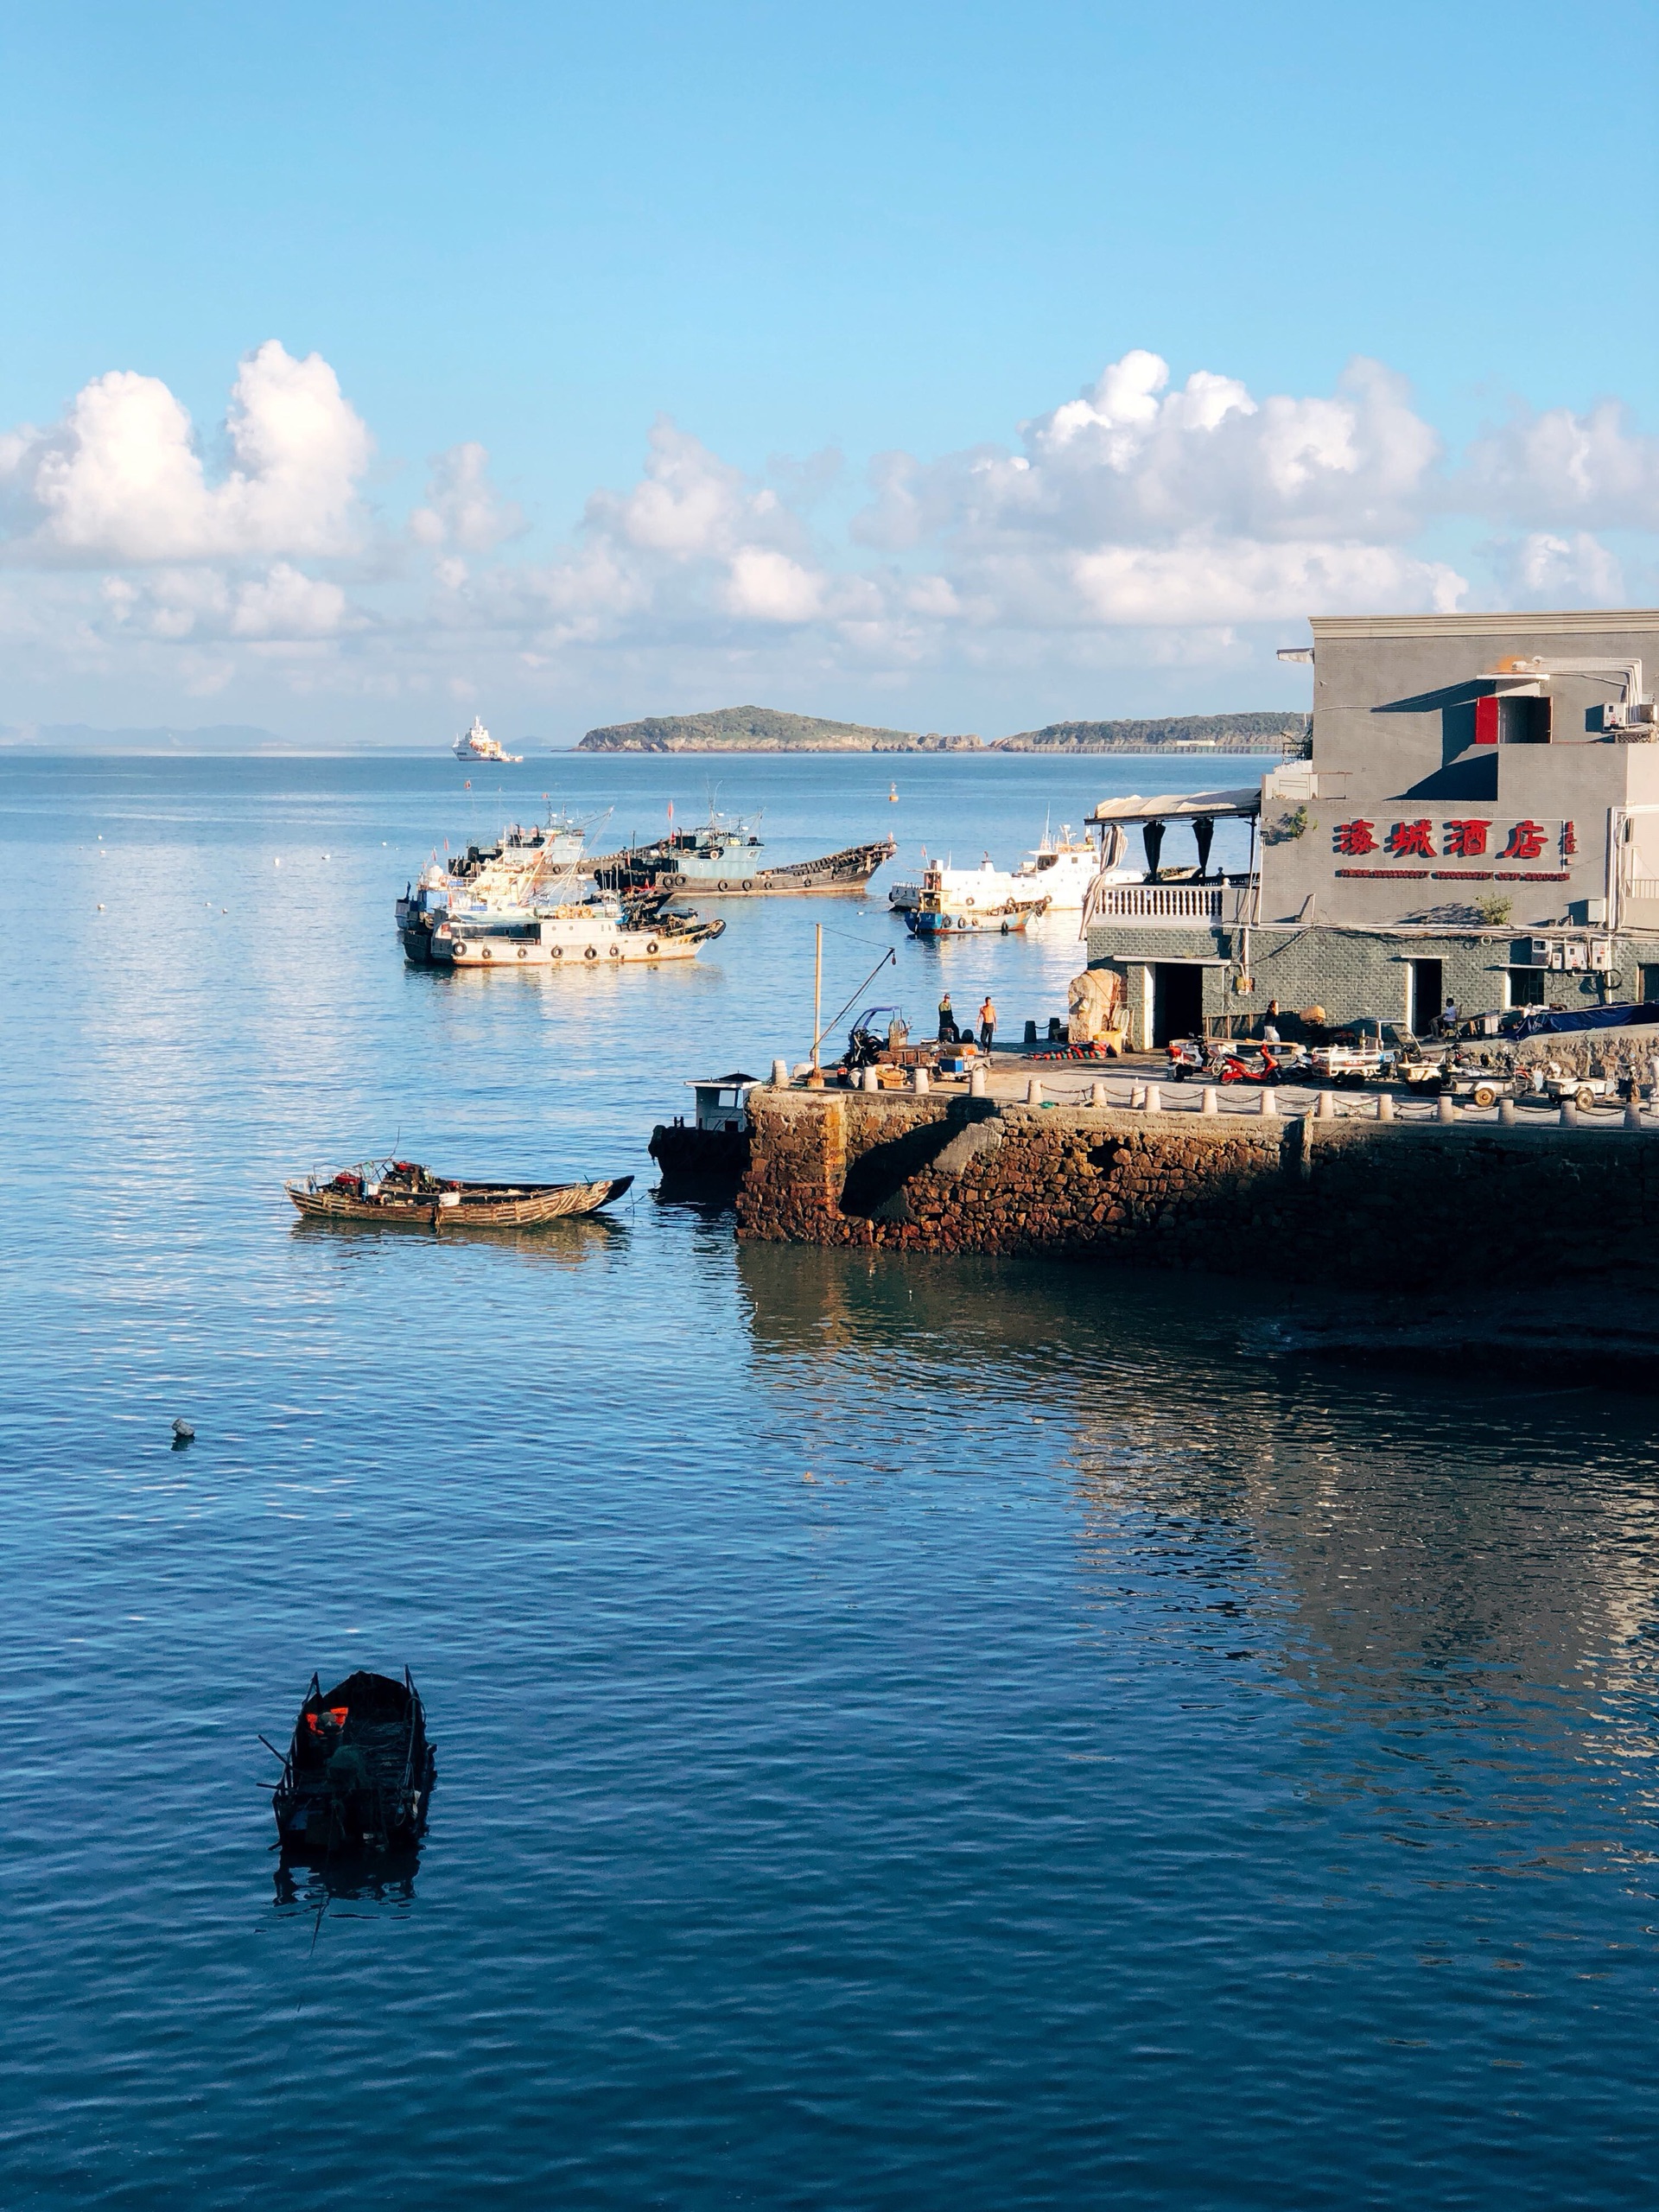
[4,750,1659,2209]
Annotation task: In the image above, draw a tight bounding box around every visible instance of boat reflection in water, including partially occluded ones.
[731,1241,1659,1785]
[274,1851,422,1916]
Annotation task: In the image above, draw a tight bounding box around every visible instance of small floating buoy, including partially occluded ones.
[273,857,281,867]
[96,903,105,912]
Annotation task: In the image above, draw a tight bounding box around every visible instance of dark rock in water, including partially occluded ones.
[172,1418,195,1447]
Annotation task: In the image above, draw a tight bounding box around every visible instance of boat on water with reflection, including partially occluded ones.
[397,801,613,953]
[286,1157,633,1227]
[588,813,894,897]
[428,891,724,966]
[270,1669,435,1859]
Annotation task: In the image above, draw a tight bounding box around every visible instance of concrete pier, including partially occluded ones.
[735,1082,1659,1286]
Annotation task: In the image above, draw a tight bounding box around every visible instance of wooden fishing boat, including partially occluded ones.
[270,1668,435,1858]
[286,1157,632,1228]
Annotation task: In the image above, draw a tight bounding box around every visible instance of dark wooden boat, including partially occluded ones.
[286,1157,633,1227]
[271,1668,435,1857]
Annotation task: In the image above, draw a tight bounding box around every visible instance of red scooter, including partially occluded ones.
[1218,1044,1306,1085]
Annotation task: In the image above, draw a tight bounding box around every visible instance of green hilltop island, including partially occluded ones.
[575,704,1307,753]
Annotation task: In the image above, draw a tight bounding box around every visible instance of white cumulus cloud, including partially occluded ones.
[0,341,372,563]
[409,442,524,552]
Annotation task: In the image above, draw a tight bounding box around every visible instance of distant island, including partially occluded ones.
[1,721,286,753]
[576,704,1307,754]
[997,711,1309,753]
[577,706,982,753]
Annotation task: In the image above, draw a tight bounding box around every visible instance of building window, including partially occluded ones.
[1508,967,1546,1007]
[1474,694,1552,746]
[1641,964,1659,1007]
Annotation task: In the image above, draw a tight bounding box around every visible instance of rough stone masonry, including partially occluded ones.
[735,1087,1659,1287]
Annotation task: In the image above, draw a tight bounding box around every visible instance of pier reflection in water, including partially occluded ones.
[735,1243,1659,2198]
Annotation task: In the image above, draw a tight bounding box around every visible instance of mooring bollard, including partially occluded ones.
[1027,1076,1044,1105]
[1497,1096,1516,1126]
[1315,1089,1335,1120]
[1560,1101,1578,1127]
[1143,1083,1161,1114]
[862,1065,880,1093]
[1023,1019,1038,1046]
[1627,1099,1645,1130]
[1376,1091,1394,1121]
[969,1066,987,1098]
[1436,1092,1455,1122]
[912,1066,930,1094]
[1200,1084,1218,1115]
[1260,1086,1277,1117]
[1090,1080,1109,1109]
[772,1058,790,1087]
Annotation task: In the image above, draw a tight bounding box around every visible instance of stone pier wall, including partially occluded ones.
[735,1089,1659,1285]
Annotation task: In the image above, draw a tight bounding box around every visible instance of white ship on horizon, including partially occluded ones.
[453,715,523,764]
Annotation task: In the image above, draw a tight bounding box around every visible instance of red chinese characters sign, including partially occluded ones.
[1331,817,1575,879]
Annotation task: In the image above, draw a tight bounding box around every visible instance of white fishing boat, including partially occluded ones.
[397,804,612,957]
[1012,828,1113,909]
[429,893,723,967]
[887,825,1137,914]
[452,715,522,764]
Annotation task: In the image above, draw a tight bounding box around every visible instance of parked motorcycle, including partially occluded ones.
[1217,1044,1307,1086]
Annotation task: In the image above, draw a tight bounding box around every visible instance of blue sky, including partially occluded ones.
[3,0,1656,742]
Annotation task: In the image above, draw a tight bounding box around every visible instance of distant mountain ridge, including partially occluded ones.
[578,705,981,753]
[578,704,1306,753]
[998,711,1310,753]
[1,721,286,753]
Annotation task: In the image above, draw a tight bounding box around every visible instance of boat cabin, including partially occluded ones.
[688,1072,760,1132]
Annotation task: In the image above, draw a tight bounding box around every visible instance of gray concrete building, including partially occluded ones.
[1083,608,1659,1046]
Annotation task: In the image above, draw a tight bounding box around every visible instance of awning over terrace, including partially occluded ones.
[1085,788,1261,824]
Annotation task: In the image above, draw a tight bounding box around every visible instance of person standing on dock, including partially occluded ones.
[938,993,957,1043]
[978,995,996,1053]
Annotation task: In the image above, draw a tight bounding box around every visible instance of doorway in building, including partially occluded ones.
[1409,958,1443,1034]
[1153,963,1204,1046]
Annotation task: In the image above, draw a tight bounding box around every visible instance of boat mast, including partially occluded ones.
[812,925,823,1074]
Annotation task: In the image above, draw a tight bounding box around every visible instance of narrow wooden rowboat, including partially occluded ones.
[271,1668,435,1858]
[287,1158,632,1228]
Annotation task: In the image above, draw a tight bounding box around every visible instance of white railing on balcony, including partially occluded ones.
[1094,884,1228,922]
